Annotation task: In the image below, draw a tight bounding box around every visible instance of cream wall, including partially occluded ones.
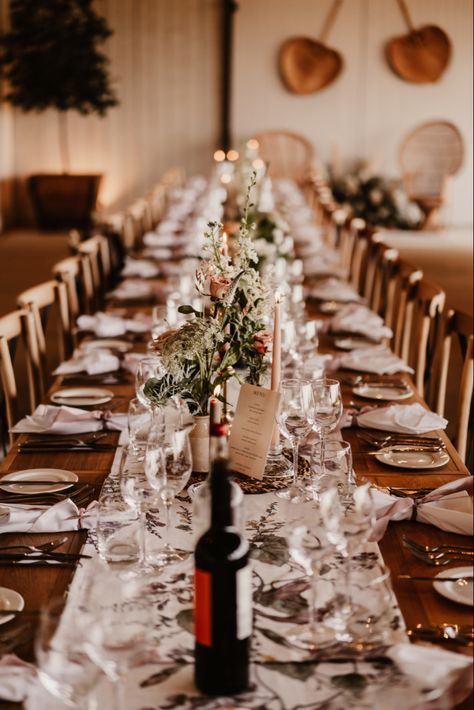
[233,0,473,226]
[6,0,222,223]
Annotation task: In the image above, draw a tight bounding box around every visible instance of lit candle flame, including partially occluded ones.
[214,149,226,162]
[247,138,259,150]
[226,149,239,161]
[213,384,222,398]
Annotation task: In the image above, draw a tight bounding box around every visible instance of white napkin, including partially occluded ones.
[143,232,181,248]
[0,655,36,702]
[337,346,413,374]
[53,349,119,375]
[357,402,447,434]
[371,487,473,540]
[0,498,98,534]
[110,279,153,300]
[330,303,393,341]
[303,254,346,279]
[77,311,149,337]
[11,404,127,435]
[120,258,159,279]
[302,353,334,379]
[387,644,473,706]
[142,247,177,260]
[309,277,361,303]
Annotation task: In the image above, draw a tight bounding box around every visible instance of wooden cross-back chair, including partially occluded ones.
[398,276,446,397]
[252,130,315,185]
[17,280,71,403]
[433,309,473,464]
[53,254,95,320]
[368,243,399,326]
[0,309,38,451]
[77,235,111,309]
[392,259,424,357]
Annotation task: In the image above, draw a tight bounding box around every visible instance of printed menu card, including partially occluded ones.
[229,384,281,480]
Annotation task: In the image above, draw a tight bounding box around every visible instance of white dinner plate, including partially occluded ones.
[80,339,133,353]
[353,384,412,401]
[433,567,473,606]
[0,588,24,625]
[375,448,450,470]
[51,387,114,406]
[335,336,381,351]
[0,469,79,495]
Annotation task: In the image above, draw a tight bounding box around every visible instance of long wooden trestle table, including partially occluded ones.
[0,290,472,709]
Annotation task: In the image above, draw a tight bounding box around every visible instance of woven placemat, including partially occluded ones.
[187,451,311,495]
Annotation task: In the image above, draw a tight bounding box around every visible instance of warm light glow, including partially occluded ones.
[247,138,259,150]
[214,149,226,162]
[252,158,265,170]
[275,290,282,304]
[213,385,222,397]
[226,149,239,161]
[221,231,228,256]
[221,173,232,184]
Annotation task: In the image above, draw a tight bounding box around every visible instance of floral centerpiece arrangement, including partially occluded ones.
[328,159,421,229]
[144,174,273,417]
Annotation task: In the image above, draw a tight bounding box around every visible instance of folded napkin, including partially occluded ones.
[423,476,473,502]
[303,254,346,279]
[120,258,159,279]
[302,353,335,379]
[356,402,447,434]
[110,279,153,300]
[142,247,177,261]
[77,311,149,337]
[0,655,36,702]
[143,232,181,248]
[330,303,393,341]
[53,349,119,375]
[308,277,361,303]
[0,498,98,534]
[387,644,473,707]
[11,404,127,435]
[371,487,473,540]
[335,345,413,375]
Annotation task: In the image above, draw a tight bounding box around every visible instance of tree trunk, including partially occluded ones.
[58,111,71,174]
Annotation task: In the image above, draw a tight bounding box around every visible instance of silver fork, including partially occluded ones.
[405,546,473,566]
[0,537,68,554]
[402,535,474,555]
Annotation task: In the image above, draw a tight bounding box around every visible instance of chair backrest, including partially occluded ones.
[433,309,473,464]
[393,259,424,357]
[52,254,95,320]
[77,235,111,309]
[252,130,315,184]
[0,309,38,449]
[17,280,71,402]
[369,243,399,323]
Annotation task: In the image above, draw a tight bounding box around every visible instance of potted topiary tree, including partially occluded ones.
[0,0,118,229]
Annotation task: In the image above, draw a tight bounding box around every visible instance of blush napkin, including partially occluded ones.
[77,311,150,337]
[329,303,393,341]
[355,402,447,434]
[120,258,159,279]
[53,349,119,376]
[308,277,361,303]
[11,404,127,435]
[0,655,36,703]
[370,486,473,540]
[335,345,413,375]
[0,498,98,534]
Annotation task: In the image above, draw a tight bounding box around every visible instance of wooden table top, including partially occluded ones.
[0,295,472,709]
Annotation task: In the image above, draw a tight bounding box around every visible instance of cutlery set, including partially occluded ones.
[0,482,95,506]
[16,433,117,454]
[402,535,473,566]
[407,624,474,646]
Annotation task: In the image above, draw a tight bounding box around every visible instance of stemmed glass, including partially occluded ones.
[311,440,355,505]
[145,425,192,565]
[82,569,153,710]
[135,356,165,413]
[312,379,343,492]
[120,458,157,575]
[285,495,336,651]
[319,483,376,642]
[277,379,314,498]
[36,596,102,709]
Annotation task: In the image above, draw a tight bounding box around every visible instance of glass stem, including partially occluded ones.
[112,679,124,710]
[319,433,326,478]
[139,508,148,567]
[163,495,173,551]
[292,440,299,486]
[308,568,317,642]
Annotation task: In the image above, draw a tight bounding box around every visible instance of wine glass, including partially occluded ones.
[311,378,343,491]
[319,483,376,642]
[82,569,153,710]
[120,459,157,575]
[277,379,314,499]
[285,496,337,651]
[36,596,102,708]
[135,356,165,412]
[145,425,192,565]
[311,439,355,504]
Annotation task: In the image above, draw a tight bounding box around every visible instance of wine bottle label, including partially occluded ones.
[236,565,252,640]
[195,569,212,647]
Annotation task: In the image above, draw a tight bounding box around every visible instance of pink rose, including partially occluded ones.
[253,330,273,354]
[150,328,179,354]
[210,275,232,300]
